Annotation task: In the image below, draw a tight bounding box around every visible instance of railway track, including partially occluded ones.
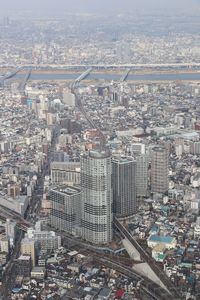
[114,217,182,300]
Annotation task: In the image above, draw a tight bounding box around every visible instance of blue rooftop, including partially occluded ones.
[12,288,22,293]
[149,235,174,244]
[150,225,160,234]
[176,247,185,256]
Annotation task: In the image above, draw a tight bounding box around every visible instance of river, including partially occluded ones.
[12,71,200,82]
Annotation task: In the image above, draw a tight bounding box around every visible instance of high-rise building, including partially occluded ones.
[5,218,17,245]
[80,149,113,245]
[15,255,32,277]
[151,146,169,194]
[51,161,80,186]
[27,221,61,253]
[21,238,36,267]
[0,237,9,253]
[190,141,200,155]
[7,182,20,198]
[136,154,149,197]
[128,143,149,197]
[50,186,81,235]
[112,157,136,217]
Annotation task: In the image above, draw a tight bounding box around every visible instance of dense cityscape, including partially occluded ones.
[0,1,200,300]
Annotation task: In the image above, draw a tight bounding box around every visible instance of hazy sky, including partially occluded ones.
[0,0,199,15]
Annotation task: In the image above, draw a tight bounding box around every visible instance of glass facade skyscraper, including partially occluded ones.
[112,157,137,217]
[151,146,169,194]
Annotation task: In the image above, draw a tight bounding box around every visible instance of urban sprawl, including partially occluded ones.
[0,12,199,300]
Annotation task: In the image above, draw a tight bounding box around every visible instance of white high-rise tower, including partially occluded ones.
[80,149,113,245]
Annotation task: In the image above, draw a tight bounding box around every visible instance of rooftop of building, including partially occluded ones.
[82,149,111,160]
[31,266,45,272]
[52,185,81,195]
[21,237,35,245]
[112,156,135,164]
[18,255,31,261]
[152,145,167,152]
[0,193,28,204]
[148,234,175,244]
[51,161,80,168]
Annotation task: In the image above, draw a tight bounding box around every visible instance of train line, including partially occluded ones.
[71,74,181,300]
[60,228,173,300]
[94,255,173,300]
[0,204,31,231]
[71,69,107,146]
[75,96,106,145]
[114,217,182,299]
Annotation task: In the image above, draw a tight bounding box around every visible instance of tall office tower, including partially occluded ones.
[136,155,149,197]
[112,157,137,217]
[50,186,81,235]
[80,149,113,245]
[151,146,169,194]
[5,218,17,245]
[190,141,200,155]
[129,143,148,197]
[21,238,36,267]
[15,256,32,277]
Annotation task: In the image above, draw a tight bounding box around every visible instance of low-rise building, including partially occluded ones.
[152,244,167,262]
[31,267,45,279]
[147,235,177,250]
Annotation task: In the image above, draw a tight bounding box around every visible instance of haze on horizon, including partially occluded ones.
[0,0,199,16]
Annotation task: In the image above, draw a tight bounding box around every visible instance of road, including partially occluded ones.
[72,77,181,299]
[70,73,180,299]
[1,127,58,298]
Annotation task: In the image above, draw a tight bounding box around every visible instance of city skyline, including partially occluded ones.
[0,0,200,298]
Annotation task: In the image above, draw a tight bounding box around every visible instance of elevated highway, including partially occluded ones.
[0,67,22,86]
[96,256,173,300]
[60,231,173,300]
[120,68,131,82]
[71,72,181,299]
[75,67,92,82]
[114,217,181,299]
[71,67,92,89]
[0,204,31,232]
[18,68,32,94]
